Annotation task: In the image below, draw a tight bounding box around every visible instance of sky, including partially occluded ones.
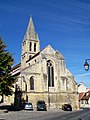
[0,0,90,87]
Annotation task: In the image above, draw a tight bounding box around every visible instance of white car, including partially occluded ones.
[24,102,33,110]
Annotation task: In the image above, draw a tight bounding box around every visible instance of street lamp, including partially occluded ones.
[84,59,90,71]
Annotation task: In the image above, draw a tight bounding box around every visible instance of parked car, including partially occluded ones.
[24,102,33,110]
[36,100,47,111]
[62,104,72,111]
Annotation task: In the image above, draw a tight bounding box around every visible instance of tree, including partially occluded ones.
[0,37,16,96]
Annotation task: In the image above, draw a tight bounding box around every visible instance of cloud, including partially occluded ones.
[0,3,33,15]
[75,72,90,87]
[70,0,90,11]
[75,72,90,77]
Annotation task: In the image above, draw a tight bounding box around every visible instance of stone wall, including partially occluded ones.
[22,92,79,110]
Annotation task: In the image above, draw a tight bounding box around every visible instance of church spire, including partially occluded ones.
[21,16,40,68]
[23,16,39,41]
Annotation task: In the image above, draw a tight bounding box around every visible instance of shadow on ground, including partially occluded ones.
[0,105,23,112]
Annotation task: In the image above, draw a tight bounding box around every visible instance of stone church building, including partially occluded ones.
[4,17,79,110]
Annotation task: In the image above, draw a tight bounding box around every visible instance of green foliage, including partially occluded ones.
[0,37,16,96]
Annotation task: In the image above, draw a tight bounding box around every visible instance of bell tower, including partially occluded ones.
[21,16,40,68]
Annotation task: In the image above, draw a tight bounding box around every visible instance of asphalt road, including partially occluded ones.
[0,108,90,120]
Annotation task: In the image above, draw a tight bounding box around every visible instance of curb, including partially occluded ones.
[0,109,8,114]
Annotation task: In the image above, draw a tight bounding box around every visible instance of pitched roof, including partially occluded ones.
[79,91,90,100]
[79,92,85,100]
[11,63,21,71]
[26,44,65,63]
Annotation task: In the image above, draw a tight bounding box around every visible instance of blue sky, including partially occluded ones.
[0,0,90,87]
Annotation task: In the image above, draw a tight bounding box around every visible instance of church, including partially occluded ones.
[4,17,79,110]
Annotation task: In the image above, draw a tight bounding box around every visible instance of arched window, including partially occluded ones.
[47,60,54,87]
[30,76,34,90]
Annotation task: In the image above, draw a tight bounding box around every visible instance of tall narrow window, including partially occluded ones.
[29,42,32,51]
[47,60,54,87]
[34,43,36,52]
[30,76,34,90]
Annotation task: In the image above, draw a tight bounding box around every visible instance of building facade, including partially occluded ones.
[78,82,90,108]
[79,91,90,108]
[4,17,79,110]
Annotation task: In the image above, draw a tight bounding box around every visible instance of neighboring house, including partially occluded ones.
[79,91,90,108]
[3,16,79,110]
[78,82,90,108]
[78,82,89,93]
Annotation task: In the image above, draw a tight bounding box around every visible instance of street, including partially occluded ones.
[0,108,90,120]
